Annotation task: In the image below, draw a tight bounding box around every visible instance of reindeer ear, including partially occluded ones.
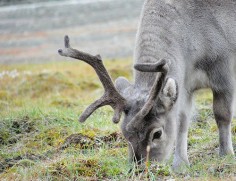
[115,77,131,93]
[159,78,178,111]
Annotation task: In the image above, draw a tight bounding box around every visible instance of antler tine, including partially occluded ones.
[58,35,126,123]
[134,59,167,72]
[126,62,169,132]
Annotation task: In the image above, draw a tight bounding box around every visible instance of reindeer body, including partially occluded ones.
[132,0,236,169]
[59,0,235,172]
[135,0,236,90]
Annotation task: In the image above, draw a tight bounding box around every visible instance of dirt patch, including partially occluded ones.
[47,158,102,179]
[0,116,36,145]
[60,132,126,150]
[60,133,95,150]
[0,132,126,174]
[11,116,35,134]
[0,153,43,173]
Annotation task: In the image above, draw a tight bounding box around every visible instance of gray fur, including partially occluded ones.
[59,0,235,172]
[116,0,235,171]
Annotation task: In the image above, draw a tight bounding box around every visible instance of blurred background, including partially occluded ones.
[0,0,144,64]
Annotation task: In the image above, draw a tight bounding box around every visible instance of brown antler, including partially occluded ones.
[134,59,167,72]
[58,35,126,123]
[126,61,169,131]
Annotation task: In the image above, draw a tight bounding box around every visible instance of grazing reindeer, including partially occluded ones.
[58,0,235,170]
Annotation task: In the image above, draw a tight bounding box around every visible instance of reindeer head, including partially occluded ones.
[58,36,178,164]
[115,61,178,163]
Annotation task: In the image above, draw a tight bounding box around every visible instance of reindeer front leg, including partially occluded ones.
[172,94,193,171]
[213,90,234,156]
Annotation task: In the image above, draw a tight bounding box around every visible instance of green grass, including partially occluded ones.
[0,59,235,180]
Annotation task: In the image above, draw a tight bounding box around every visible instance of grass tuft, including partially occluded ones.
[0,59,235,180]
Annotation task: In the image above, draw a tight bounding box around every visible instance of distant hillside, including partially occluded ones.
[0,0,63,6]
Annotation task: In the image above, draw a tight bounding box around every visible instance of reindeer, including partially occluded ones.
[58,0,235,170]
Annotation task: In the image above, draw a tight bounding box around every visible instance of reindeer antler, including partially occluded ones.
[58,35,126,123]
[126,60,169,131]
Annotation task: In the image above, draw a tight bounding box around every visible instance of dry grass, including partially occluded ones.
[0,59,235,180]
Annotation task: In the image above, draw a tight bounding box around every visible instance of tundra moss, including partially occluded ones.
[0,60,235,180]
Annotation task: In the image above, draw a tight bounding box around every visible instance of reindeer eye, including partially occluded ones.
[124,108,129,114]
[153,130,162,140]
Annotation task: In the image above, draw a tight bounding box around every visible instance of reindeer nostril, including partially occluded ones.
[58,49,63,54]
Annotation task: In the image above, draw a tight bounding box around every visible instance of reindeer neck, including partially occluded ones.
[133,0,184,88]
